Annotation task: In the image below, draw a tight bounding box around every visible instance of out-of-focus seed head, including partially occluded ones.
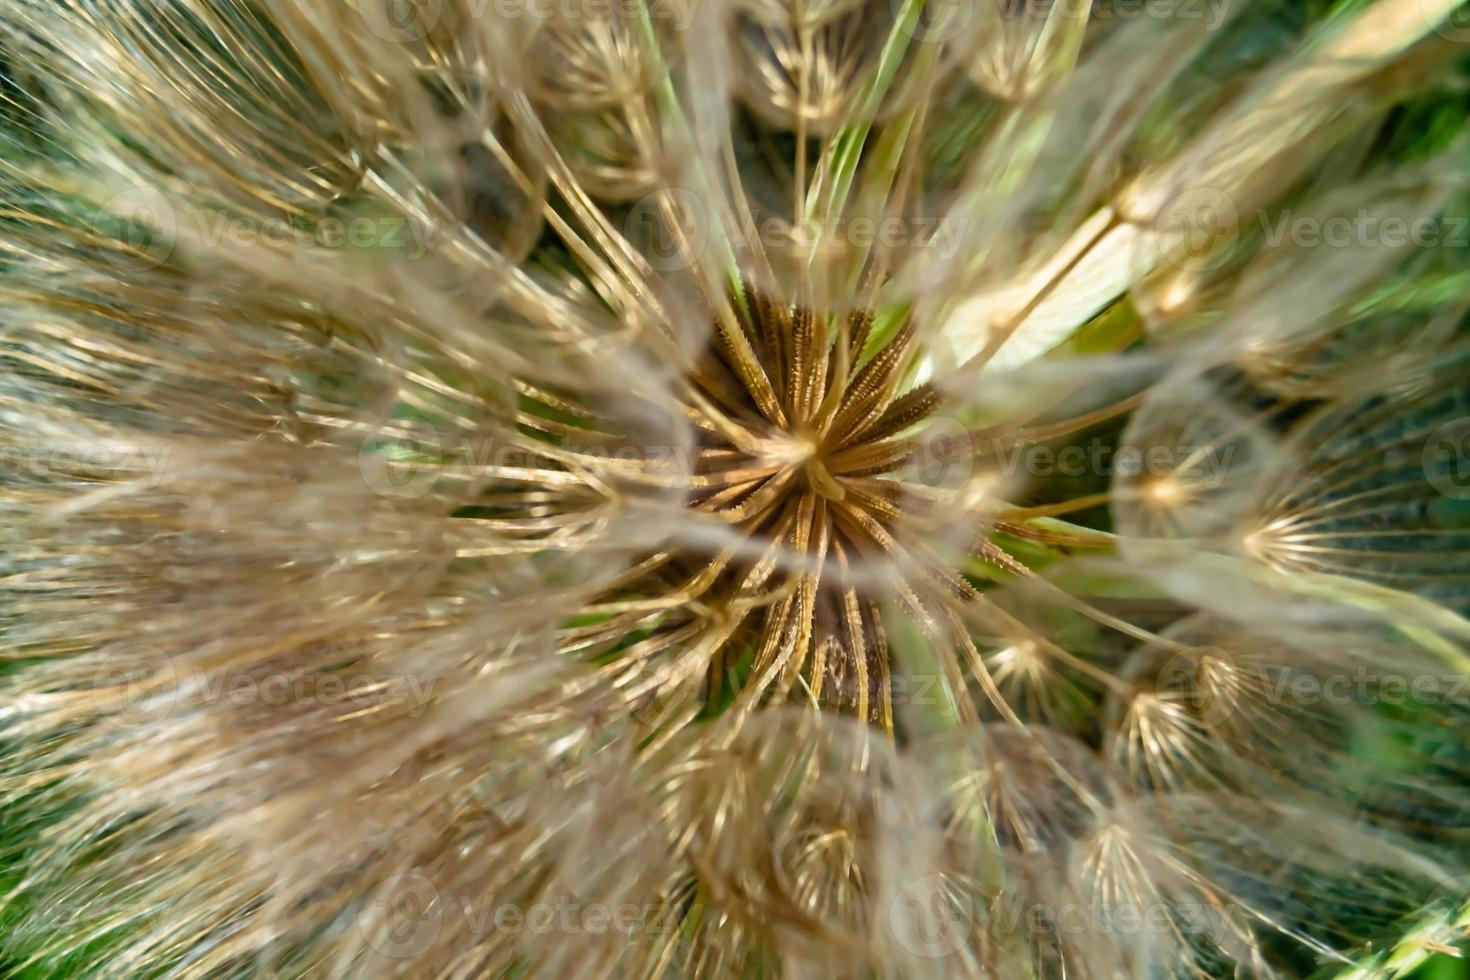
[3,0,1470,977]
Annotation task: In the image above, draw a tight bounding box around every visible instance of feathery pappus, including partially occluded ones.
[2,0,1470,977]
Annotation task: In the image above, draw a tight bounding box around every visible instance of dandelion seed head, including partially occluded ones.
[2,0,1470,977]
